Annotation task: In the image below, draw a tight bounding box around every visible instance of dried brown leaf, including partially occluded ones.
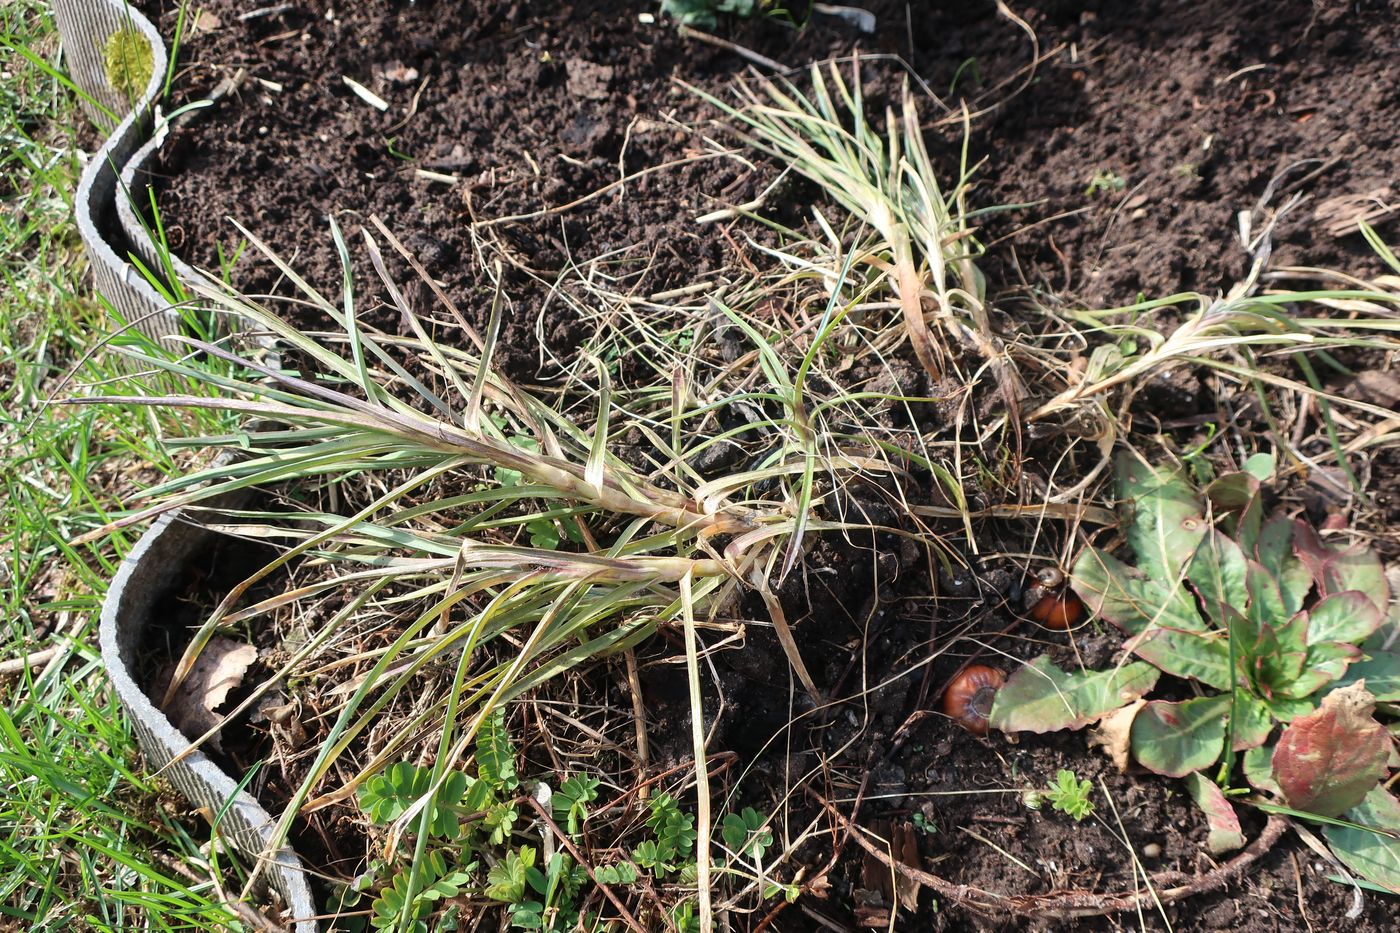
[1090,698,1146,772]
[166,636,257,751]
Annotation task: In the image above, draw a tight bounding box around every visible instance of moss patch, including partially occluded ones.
[101,26,153,105]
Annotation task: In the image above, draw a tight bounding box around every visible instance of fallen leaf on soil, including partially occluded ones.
[191,10,221,34]
[1185,772,1246,855]
[1090,698,1146,772]
[856,820,922,923]
[376,61,420,84]
[1272,681,1391,818]
[166,636,257,752]
[1344,369,1400,408]
[891,821,921,907]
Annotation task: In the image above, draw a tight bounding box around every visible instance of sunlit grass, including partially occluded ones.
[0,2,237,928]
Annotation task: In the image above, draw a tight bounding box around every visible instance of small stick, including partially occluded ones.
[0,646,60,677]
[677,25,784,72]
[622,647,651,799]
[808,790,1289,919]
[237,3,294,21]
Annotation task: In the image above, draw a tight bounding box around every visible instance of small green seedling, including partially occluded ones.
[720,806,774,862]
[1044,770,1095,822]
[355,710,525,930]
[659,0,759,29]
[1085,169,1126,197]
[553,774,601,836]
[634,793,698,877]
[354,710,754,930]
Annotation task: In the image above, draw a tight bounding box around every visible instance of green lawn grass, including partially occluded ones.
[0,3,239,928]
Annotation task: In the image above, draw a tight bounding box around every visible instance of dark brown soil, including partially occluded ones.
[134,1,1400,930]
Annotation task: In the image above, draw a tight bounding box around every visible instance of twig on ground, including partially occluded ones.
[622,647,651,799]
[677,25,784,72]
[0,645,60,677]
[809,790,1288,919]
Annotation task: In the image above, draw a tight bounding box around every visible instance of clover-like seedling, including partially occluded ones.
[721,807,774,862]
[553,774,601,836]
[358,762,468,840]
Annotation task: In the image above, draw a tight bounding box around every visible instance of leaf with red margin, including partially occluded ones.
[1293,521,1388,612]
[1255,514,1310,616]
[1271,682,1391,818]
[1243,744,1282,795]
[1117,454,1208,581]
[988,655,1160,734]
[1072,546,1204,638]
[1128,625,1232,691]
[1305,591,1385,646]
[1184,772,1246,855]
[1279,642,1361,699]
[1205,468,1263,550]
[1131,695,1229,777]
[1187,530,1249,631]
[1334,650,1400,701]
[1230,693,1274,751]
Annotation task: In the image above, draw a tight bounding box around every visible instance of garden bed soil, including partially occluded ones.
[133,0,1400,930]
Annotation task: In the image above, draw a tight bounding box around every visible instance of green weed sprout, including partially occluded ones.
[661,0,759,29]
[1044,770,1095,822]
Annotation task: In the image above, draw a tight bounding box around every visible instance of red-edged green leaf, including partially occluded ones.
[1279,642,1361,699]
[1184,772,1247,855]
[1255,514,1309,616]
[1205,468,1264,552]
[1204,469,1260,512]
[988,655,1160,735]
[1131,695,1229,777]
[1128,625,1232,690]
[1271,682,1391,818]
[1324,786,1400,895]
[1072,546,1204,637]
[1333,650,1400,701]
[1305,591,1385,647]
[1244,559,1289,630]
[1117,454,1208,581]
[1261,694,1316,723]
[1293,521,1388,612]
[1188,531,1249,630]
[1243,743,1282,795]
[1230,693,1274,751]
[1251,617,1306,695]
